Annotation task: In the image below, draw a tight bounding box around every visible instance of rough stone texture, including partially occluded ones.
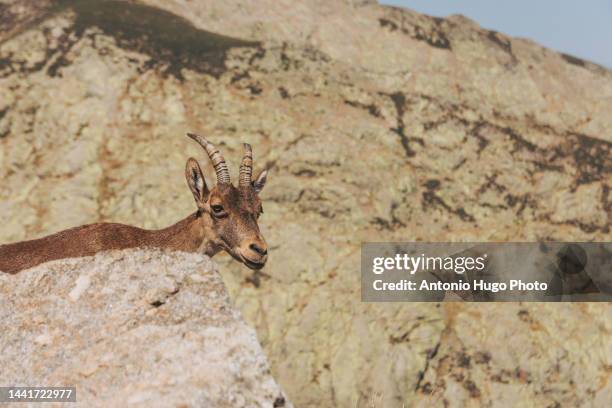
[0,0,610,406]
[0,249,291,408]
[413,303,612,408]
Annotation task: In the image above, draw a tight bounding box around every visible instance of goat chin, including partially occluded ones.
[232,251,266,270]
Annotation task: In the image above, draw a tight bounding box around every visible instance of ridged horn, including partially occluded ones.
[239,143,253,187]
[186,133,231,184]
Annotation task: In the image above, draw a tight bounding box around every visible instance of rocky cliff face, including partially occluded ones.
[0,249,290,407]
[0,0,610,406]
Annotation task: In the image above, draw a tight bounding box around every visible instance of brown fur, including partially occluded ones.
[0,215,205,274]
[0,138,268,274]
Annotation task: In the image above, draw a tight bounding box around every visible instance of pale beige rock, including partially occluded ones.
[0,0,610,407]
[0,249,291,408]
[414,303,612,408]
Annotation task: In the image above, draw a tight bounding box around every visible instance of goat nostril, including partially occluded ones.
[250,243,267,256]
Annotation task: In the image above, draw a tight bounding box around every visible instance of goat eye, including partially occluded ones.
[211,204,224,214]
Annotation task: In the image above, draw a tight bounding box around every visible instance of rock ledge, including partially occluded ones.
[0,248,290,408]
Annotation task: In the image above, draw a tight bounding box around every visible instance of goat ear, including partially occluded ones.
[252,169,268,193]
[185,158,209,206]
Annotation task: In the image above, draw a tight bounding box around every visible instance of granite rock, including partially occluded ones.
[0,249,291,408]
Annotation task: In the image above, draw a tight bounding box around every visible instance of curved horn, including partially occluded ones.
[239,143,253,187]
[187,133,231,184]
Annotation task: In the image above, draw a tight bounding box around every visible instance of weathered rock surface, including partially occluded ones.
[0,0,610,406]
[0,249,290,408]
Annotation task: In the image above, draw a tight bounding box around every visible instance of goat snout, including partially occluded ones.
[249,242,267,256]
[239,239,268,269]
